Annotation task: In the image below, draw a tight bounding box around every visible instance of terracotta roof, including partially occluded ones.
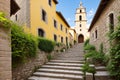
[88,0,110,31]
[56,11,70,28]
[53,0,58,4]
[10,0,20,16]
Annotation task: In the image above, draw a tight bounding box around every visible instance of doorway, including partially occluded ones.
[78,34,84,43]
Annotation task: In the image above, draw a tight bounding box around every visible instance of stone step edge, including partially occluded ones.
[28,76,69,80]
[41,65,83,71]
[37,68,84,75]
[50,60,85,63]
[46,62,94,67]
[33,72,83,80]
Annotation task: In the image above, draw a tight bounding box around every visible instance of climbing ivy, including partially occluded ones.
[107,15,120,79]
[0,12,11,28]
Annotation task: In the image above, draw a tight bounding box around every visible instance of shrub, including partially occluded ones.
[84,43,105,64]
[56,42,63,47]
[11,23,37,67]
[38,38,55,53]
[74,40,77,44]
[107,15,120,79]
[82,62,96,80]
[0,12,11,28]
[84,44,96,51]
[84,39,90,47]
[47,54,52,61]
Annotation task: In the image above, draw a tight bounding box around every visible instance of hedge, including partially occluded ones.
[38,37,55,53]
[11,23,37,67]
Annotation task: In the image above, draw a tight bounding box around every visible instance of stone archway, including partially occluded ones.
[78,34,84,43]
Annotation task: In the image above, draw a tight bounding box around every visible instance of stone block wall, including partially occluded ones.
[0,0,11,80]
[11,0,31,27]
[12,50,48,80]
[89,0,120,53]
[0,26,11,80]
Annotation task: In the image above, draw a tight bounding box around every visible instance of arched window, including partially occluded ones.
[38,29,45,37]
[80,24,82,27]
[80,10,82,13]
[54,34,57,42]
[79,15,82,21]
[66,37,68,45]
[61,37,63,43]
[109,13,114,32]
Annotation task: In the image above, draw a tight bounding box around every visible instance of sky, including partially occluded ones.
[56,0,101,28]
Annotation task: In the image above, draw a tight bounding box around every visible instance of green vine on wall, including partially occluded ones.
[0,12,11,28]
[107,16,120,80]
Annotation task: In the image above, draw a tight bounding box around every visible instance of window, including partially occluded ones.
[42,9,47,22]
[54,34,57,42]
[80,10,82,13]
[38,29,44,37]
[66,37,68,45]
[54,19,57,28]
[48,0,52,6]
[15,14,17,21]
[66,28,67,33]
[95,30,97,39]
[79,15,82,21]
[61,37,63,43]
[80,24,82,27]
[60,24,63,31]
[109,13,114,32]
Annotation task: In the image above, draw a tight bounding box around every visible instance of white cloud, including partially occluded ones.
[67,18,71,22]
[87,8,95,17]
[87,8,95,28]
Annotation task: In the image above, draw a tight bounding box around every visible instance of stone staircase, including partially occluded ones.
[28,43,113,80]
[28,43,85,80]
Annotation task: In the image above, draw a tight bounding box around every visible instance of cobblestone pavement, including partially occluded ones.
[28,43,85,80]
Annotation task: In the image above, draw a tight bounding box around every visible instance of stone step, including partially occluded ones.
[54,58,84,61]
[38,68,83,75]
[50,60,85,64]
[95,66,107,71]
[46,62,94,67]
[28,76,69,80]
[33,72,83,80]
[86,71,111,80]
[46,62,84,67]
[95,71,110,76]
[41,65,82,71]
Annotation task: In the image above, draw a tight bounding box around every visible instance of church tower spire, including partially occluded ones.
[74,2,89,43]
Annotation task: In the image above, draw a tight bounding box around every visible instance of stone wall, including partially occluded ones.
[11,0,31,27]
[89,0,120,53]
[0,0,12,80]
[12,44,65,80]
[12,50,48,80]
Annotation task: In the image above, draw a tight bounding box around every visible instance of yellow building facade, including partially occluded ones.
[11,0,70,45]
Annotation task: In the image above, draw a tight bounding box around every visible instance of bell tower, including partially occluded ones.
[75,2,89,43]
